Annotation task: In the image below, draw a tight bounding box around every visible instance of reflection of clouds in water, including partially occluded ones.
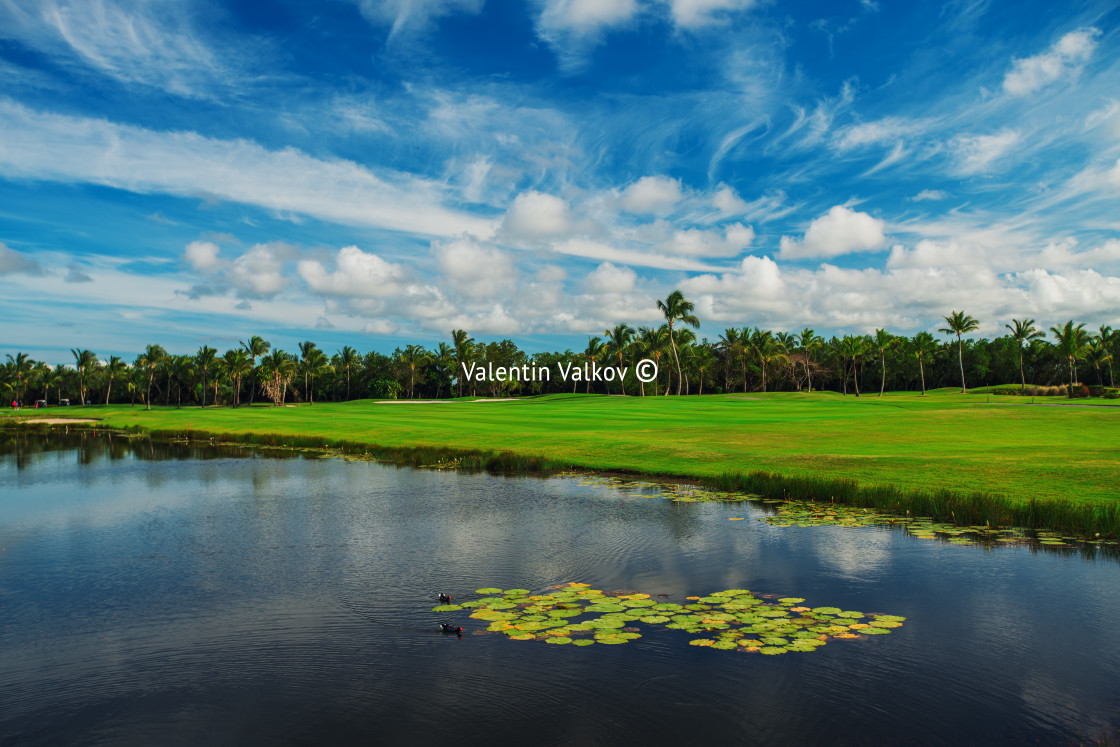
[814,530,893,580]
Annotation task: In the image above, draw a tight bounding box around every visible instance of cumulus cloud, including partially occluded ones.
[712,184,749,215]
[433,237,517,300]
[1003,27,1100,96]
[228,243,291,298]
[652,223,754,258]
[779,205,886,259]
[680,255,786,315]
[297,245,405,297]
[909,189,948,202]
[362,319,398,335]
[183,240,222,271]
[536,0,639,68]
[951,130,1020,175]
[501,190,576,241]
[0,242,44,275]
[585,261,637,294]
[620,175,683,215]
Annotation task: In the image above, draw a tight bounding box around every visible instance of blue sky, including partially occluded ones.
[1,0,1118,363]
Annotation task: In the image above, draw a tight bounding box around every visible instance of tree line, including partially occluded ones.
[3,292,1117,407]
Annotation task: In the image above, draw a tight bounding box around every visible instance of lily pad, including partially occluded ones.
[431,604,462,612]
[475,587,503,594]
[546,637,573,645]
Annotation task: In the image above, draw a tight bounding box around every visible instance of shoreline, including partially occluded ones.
[6,415,1117,540]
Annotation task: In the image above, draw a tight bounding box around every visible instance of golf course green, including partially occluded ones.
[6,389,1118,537]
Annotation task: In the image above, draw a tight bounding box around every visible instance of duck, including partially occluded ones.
[438,593,452,604]
[440,622,463,636]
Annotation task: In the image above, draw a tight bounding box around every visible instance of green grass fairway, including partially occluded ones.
[8,390,1117,509]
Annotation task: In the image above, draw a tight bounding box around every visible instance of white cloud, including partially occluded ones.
[183,240,222,271]
[363,319,399,335]
[1037,237,1120,269]
[0,101,496,238]
[951,130,1020,175]
[712,184,749,215]
[653,223,754,258]
[909,189,949,202]
[536,0,639,68]
[665,0,758,28]
[779,205,886,259]
[228,243,290,298]
[297,246,405,297]
[1109,159,1120,187]
[832,117,926,151]
[620,175,683,215]
[680,255,786,317]
[0,0,242,98]
[585,261,636,294]
[0,242,44,275]
[538,0,638,36]
[1003,27,1100,96]
[355,0,485,38]
[433,237,517,300]
[501,190,575,241]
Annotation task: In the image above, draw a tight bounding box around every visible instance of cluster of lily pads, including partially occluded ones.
[434,583,904,654]
[757,501,1116,548]
[558,473,1116,549]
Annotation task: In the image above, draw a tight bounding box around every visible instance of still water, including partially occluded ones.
[1,430,1118,745]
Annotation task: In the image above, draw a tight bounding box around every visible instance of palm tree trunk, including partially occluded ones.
[1018,348,1026,392]
[669,324,683,396]
[346,368,351,401]
[879,353,886,396]
[854,359,861,396]
[919,358,927,395]
[761,360,767,393]
[105,378,112,405]
[957,335,966,393]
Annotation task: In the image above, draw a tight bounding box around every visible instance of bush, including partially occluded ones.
[1104,389,1119,400]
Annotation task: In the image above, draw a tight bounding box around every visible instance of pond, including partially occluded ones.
[1,430,1118,745]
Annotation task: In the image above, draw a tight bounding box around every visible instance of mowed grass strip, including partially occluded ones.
[5,390,1118,535]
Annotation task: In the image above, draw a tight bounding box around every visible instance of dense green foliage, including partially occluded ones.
[3,309,1117,406]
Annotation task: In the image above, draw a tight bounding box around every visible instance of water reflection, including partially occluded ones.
[1,430,1118,745]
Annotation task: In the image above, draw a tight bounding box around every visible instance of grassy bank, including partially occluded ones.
[5,389,1118,537]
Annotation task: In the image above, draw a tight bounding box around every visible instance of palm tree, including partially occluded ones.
[939,311,980,393]
[604,323,636,395]
[582,336,605,394]
[674,328,698,394]
[657,289,700,395]
[910,331,938,395]
[5,352,33,405]
[240,336,271,407]
[872,328,896,396]
[693,345,716,395]
[1087,338,1112,386]
[1050,320,1092,397]
[103,356,127,405]
[258,349,296,405]
[297,341,318,403]
[221,349,251,407]
[70,348,99,406]
[166,354,194,408]
[638,325,669,396]
[796,328,822,393]
[305,348,331,404]
[196,345,217,407]
[432,342,454,398]
[1099,325,1116,387]
[718,328,748,393]
[749,327,788,393]
[337,345,359,400]
[836,335,866,395]
[399,344,430,399]
[1005,319,1044,392]
[451,329,474,397]
[136,345,166,410]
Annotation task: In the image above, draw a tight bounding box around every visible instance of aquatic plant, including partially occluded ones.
[434,582,905,655]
